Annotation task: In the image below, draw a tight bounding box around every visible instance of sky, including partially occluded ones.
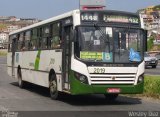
[0,0,160,20]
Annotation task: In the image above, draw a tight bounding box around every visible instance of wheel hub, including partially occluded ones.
[50,80,57,93]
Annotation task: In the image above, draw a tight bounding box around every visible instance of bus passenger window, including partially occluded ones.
[38,39,42,49]
[21,42,25,51]
[24,31,31,51]
[51,23,61,49]
[48,37,51,48]
[51,36,60,49]
[30,40,37,50]
[18,33,25,51]
[30,29,38,50]
[40,26,50,49]
[42,38,48,49]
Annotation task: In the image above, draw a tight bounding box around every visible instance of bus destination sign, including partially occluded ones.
[103,15,139,24]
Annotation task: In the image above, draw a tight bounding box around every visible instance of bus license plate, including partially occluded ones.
[107,88,121,93]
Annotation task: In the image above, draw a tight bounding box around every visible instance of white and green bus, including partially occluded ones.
[7,9,147,100]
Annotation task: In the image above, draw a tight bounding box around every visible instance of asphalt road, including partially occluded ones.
[0,56,160,117]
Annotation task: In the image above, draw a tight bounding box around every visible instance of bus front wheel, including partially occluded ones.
[104,94,119,101]
[49,74,59,100]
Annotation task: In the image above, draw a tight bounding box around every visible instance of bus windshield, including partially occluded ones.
[75,26,144,63]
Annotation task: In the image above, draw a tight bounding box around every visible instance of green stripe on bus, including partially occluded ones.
[34,50,41,70]
[69,71,144,95]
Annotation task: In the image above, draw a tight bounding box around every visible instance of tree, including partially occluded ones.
[147,36,154,51]
[0,24,7,32]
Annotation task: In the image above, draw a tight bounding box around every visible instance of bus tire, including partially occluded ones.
[49,73,59,100]
[17,68,25,88]
[104,94,118,101]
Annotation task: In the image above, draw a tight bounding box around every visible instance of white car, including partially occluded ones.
[155,53,160,60]
[144,52,158,68]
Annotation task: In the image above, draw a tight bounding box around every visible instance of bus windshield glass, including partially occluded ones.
[75,26,143,63]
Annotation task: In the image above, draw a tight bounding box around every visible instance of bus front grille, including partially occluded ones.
[90,74,136,85]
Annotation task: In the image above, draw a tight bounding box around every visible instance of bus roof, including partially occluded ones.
[9,9,79,35]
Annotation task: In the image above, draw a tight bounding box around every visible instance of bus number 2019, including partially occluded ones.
[94,68,105,73]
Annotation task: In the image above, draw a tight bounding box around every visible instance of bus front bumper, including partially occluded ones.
[70,76,144,95]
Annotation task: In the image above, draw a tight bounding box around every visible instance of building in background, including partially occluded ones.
[0,16,40,49]
[0,32,9,48]
[138,5,160,43]
[6,25,21,32]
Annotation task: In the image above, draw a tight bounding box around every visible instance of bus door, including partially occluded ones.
[12,38,17,77]
[62,25,72,91]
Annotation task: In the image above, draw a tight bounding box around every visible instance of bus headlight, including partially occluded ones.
[74,72,88,84]
[138,75,144,83]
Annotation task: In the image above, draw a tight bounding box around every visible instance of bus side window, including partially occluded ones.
[41,25,50,49]
[38,28,42,49]
[24,30,31,51]
[21,42,25,51]
[30,39,37,50]
[51,23,61,49]
[51,36,60,48]
[18,33,25,51]
[30,29,38,50]
[42,37,48,49]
